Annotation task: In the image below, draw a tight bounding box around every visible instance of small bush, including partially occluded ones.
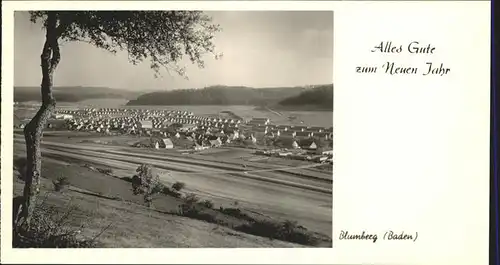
[183,193,199,204]
[235,219,318,246]
[178,200,218,223]
[14,157,27,180]
[199,199,214,209]
[53,176,70,192]
[96,167,113,175]
[178,193,201,215]
[161,187,181,198]
[13,198,109,248]
[131,164,161,207]
[161,186,170,194]
[83,164,96,171]
[181,209,217,223]
[151,183,165,194]
[178,202,198,216]
[218,207,254,222]
[121,176,133,183]
[172,181,186,191]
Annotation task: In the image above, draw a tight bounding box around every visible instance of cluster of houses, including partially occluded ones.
[255,149,333,164]
[42,108,333,155]
[54,108,243,135]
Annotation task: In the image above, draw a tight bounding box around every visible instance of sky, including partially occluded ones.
[14,11,333,91]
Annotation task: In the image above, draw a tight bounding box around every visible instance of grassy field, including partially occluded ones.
[13,174,302,247]
[12,152,332,247]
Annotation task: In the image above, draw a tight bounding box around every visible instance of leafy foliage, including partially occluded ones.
[96,167,113,175]
[127,85,308,106]
[200,199,214,209]
[236,219,318,246]
[278,84,333,109]
[14,157,27,181]
[131,164,161,207]
[183,193,200,204]
[178,193,200,214]
[160,186,182,198]
[52,176,70,192]
[29,11,222,78]
[13,194,109,248]
[218,207,254,222]
[14,86,140,102]
[171,181,186,192]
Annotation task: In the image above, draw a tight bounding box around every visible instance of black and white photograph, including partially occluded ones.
[11,10,333,248]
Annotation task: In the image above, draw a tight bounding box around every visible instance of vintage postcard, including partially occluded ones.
[0,1,492,264]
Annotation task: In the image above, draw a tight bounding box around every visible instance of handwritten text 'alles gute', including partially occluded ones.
[355,41,450,76]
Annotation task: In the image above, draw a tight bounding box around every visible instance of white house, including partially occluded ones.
[138,120,153,130]
[162,138,174,149]
[209,138,222,147]
[322,150,333,156]
[54,114,73,120]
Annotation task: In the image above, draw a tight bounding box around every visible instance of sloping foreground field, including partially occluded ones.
[12,174,301,248]
[13,138,332,247]
[14,133,333,237]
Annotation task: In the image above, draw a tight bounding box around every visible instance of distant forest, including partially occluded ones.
[14,86,140,102]
[14,84,334,111]
[277,84,333,110]
[127,84,333,110]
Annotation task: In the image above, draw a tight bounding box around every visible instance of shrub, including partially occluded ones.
[183,193,199,204]
[161,186,170,194]
[96,167,113,175]
[121,176,133,183]
[178,199,218,223]
[171,181,186,192]
[178,193,200,215]
[14,157,27,180]
[83,164,97,171]
[187,211,217,223]
[218,207,254,222]
[235,219,318,246]
[161,186,181,198]
[53,176,70,192]
[13,196,110,248]
[199,199,214,209]
[131,164,161,207]
[151,183,165,194]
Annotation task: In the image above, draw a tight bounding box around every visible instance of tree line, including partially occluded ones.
[14,86,139,102]
[126,84,333,108]
[278,84,333,109]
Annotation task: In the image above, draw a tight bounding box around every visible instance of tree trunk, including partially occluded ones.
[16,12,60,228]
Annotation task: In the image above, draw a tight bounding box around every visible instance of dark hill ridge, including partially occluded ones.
[276,84,333,110]
[126,84,333,110]
[14,86,141,102]
[15,84,334,111]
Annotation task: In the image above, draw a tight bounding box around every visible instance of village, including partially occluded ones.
[16,107,334,164]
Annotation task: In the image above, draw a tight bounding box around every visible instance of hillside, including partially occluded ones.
[126,85,314,106]
[14,84,334,111]
[14,86,141,103]
[12,166,302,248]
[276,84,333,111]
[12,141,330,248]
